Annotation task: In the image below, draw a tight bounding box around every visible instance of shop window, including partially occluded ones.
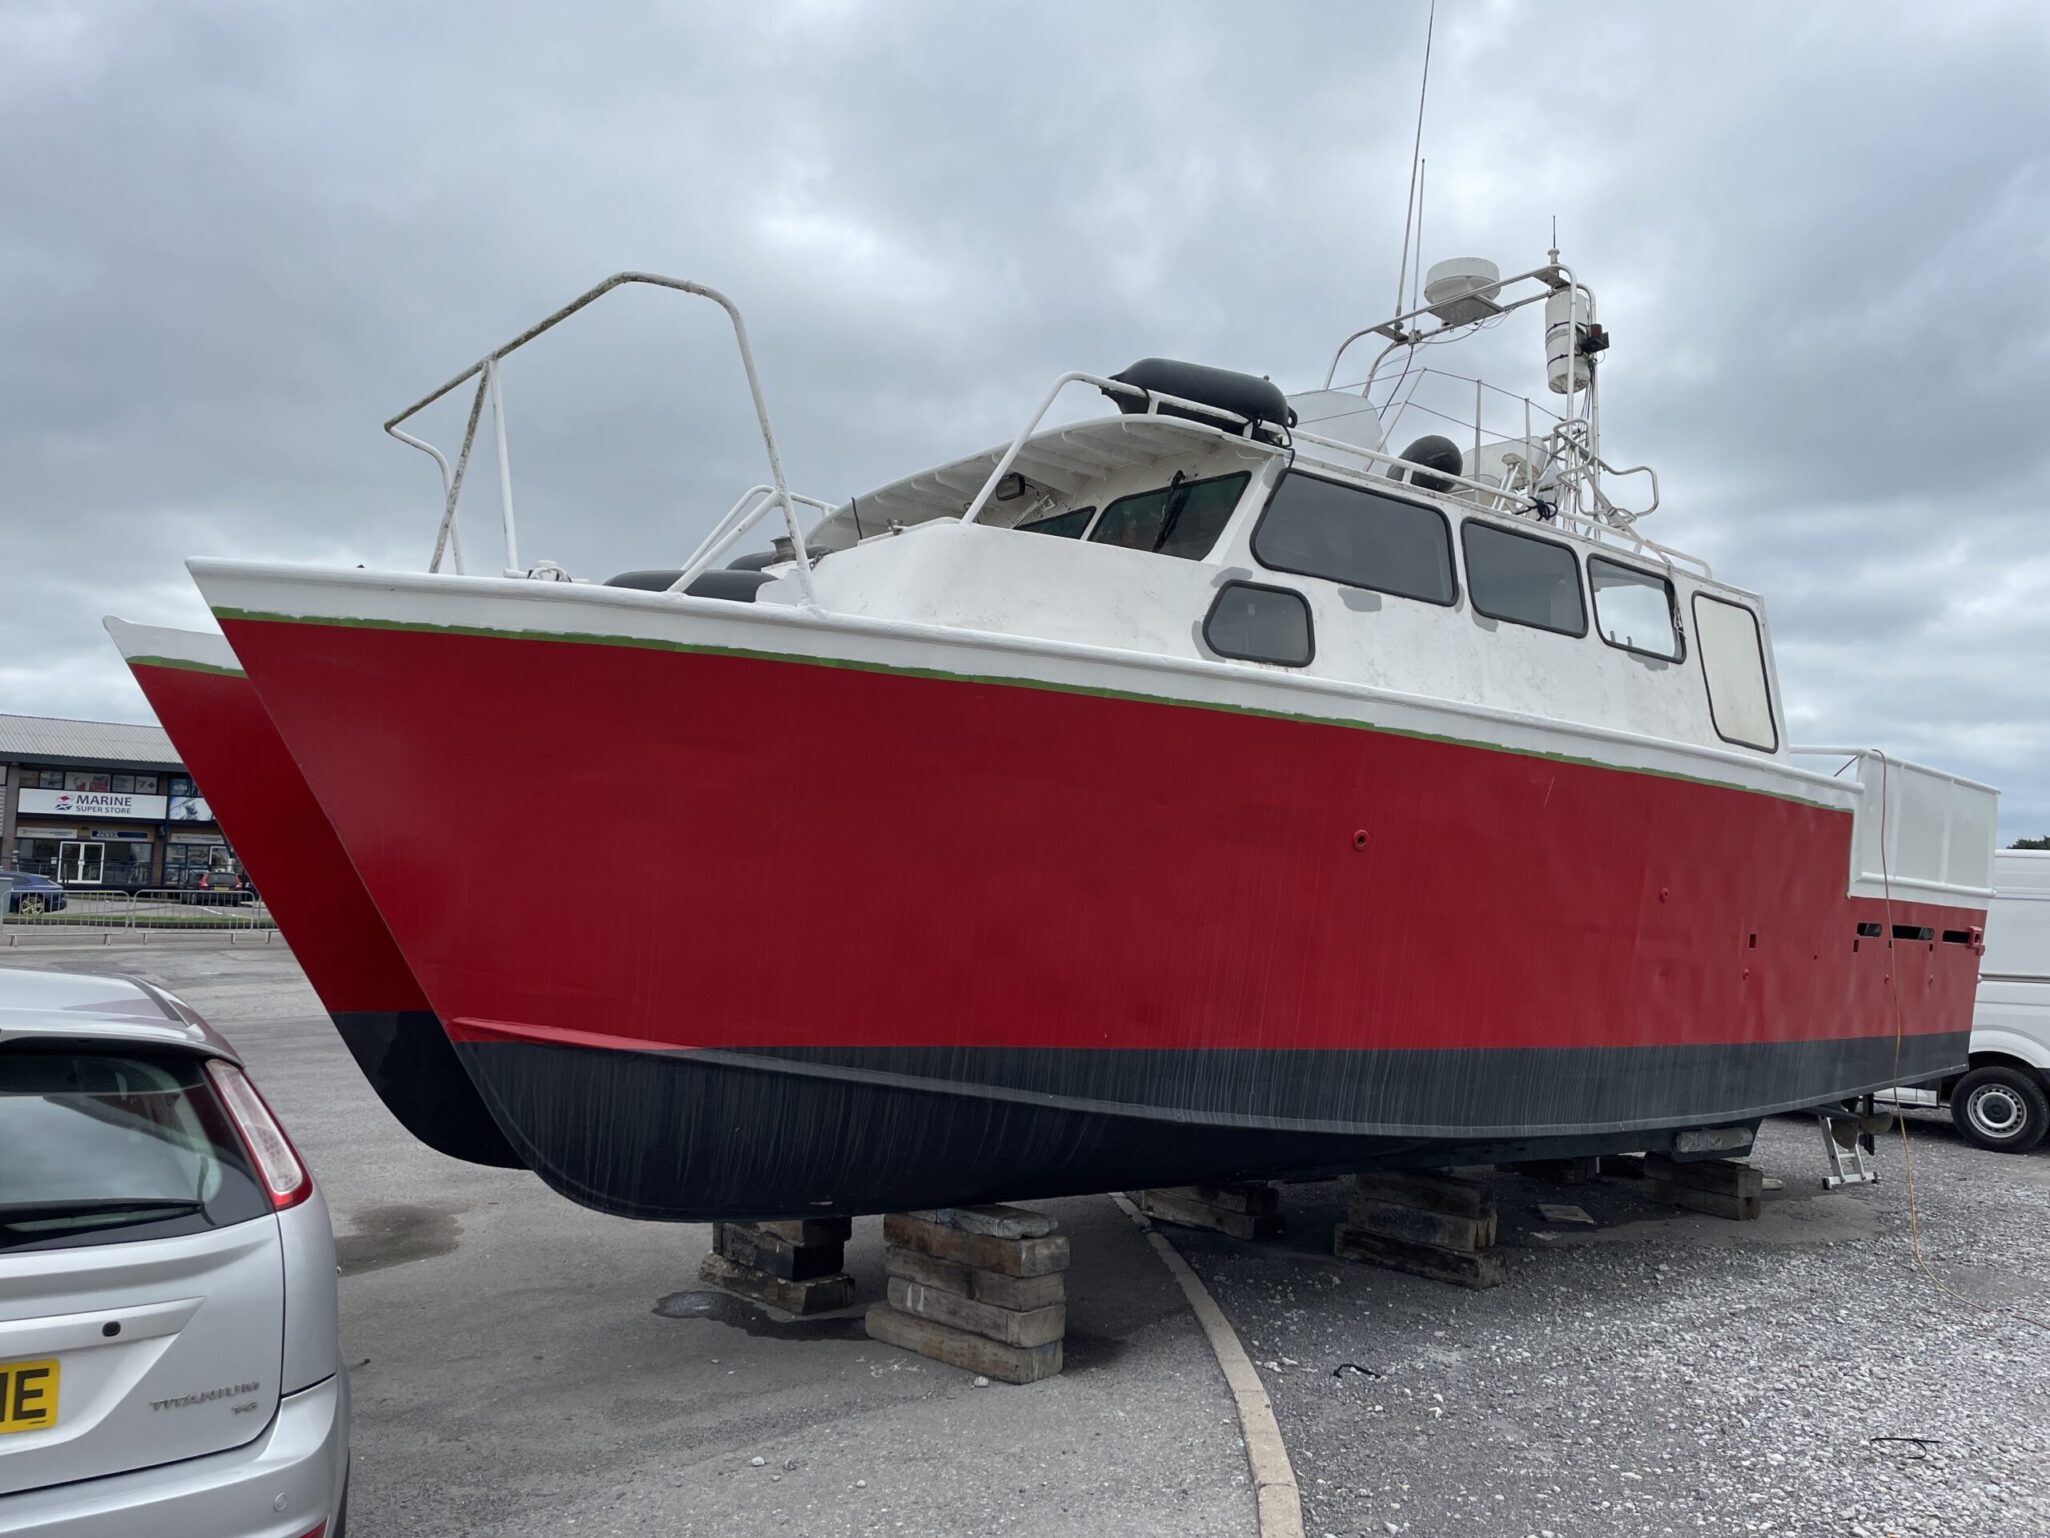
[1588,557,1682,661]
[111,774,134,793]
[1693,594,1778,751]
[1461,521,1587,637]
[1252,471,1457,605]
[1203,581,1313,666]
[135,775,160,794]
[65,771,112,793]
[36,769,62,790]
[1087,472,1249,560]
[170,776,194,799]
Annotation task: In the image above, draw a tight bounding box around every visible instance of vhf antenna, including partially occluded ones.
[1392,0,1436,321]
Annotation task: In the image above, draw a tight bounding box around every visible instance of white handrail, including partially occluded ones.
[387,271,818,607]
[1789,746,2000,796]
[1323,262,1575,389]
[958,372,1273,529]
[394,427,464,574]
[671,485,839,594]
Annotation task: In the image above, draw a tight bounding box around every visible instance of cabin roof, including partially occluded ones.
[808,415,1263,549]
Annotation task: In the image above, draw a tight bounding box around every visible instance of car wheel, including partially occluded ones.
[1950,1066,2050,1154]
[16,893,45,917]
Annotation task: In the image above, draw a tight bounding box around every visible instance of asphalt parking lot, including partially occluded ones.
[11,939,2049,1537]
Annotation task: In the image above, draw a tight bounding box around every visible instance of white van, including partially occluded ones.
[1893,848,2050,1153]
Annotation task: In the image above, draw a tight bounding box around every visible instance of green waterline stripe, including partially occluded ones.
[128,654,246,679]
[211,605,1841,813]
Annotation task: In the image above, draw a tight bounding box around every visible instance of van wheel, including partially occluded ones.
[1950,1067,2050,1153]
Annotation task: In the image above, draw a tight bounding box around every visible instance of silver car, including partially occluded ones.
[0,967,348,1537]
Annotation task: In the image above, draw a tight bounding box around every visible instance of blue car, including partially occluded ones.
[2,870,68,916]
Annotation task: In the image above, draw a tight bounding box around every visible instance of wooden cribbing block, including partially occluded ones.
[869,1207,1069,1383]
[1333,1227,1505,1289]
[885,1244,1067,1312]
[1641,1156,1762,1220]
[1348,1170,1494,1216]
[713,1221,846,1281]
[883,1212,1070,1277]
[699,1253,855,1315]
[754,1217,853,1247]
[1642,1155,1764,1197]
[899,1206,1056,1239]
[885,1276,1066,1349]
[864,1302,1062,1384]
[1137,1187,1284,1241]
[1347,1196,1496,1254]
[1188,1182,1281,1215]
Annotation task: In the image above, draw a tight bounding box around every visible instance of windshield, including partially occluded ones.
[0,1049,267,1251]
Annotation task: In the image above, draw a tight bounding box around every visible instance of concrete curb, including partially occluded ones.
[1111,1192,1303,1538]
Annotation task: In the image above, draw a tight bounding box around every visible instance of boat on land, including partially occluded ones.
[131,258,1998,1220]
[103,619,521,1168]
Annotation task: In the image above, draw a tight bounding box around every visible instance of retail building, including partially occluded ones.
[0,713,234,890]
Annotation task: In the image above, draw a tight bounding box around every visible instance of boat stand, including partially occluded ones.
[1814,1101,1882,1189]
[698,1219,856,1315]
[1135,1182,1285,1241]
[1334,1171,1505,1289]
[866,1207,1070,1384]
[1639,1154,1763,1219]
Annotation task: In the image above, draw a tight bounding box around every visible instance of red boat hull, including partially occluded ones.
[123,653,522,1168]
[218,610,1980,1218]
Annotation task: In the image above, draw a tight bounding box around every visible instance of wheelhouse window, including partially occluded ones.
[1692,594,1778,751]
[1087,473,1248,560]
[1251,471,1456,605]
[1461,521,1587,636]
[1016,506,1094,539]
[1203,581,1313,666]
[1588,557,1682,660]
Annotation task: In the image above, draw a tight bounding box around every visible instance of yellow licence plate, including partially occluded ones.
[0,1358,59,1433]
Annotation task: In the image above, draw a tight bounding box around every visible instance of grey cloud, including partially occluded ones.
[2,0,2046,838]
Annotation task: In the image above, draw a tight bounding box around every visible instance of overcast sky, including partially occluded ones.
[2,1,2045,837]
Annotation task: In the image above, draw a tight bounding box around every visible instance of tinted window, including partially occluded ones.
[1693,594,1777,750]
[1016,506,1094,539]
[1588,557,1682,660]
[1252,472,1456,605]
[1088,473,1249,560]
[0,1051,266,1252]
[1462,521,1587,636]
[1204,582,1313,666]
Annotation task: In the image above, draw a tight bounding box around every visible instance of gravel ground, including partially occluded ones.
[1170,1118,2050,1538]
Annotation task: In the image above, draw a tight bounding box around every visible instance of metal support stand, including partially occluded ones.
[1815,1100,1881,1189]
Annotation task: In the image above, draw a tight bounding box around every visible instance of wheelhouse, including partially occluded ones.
[781,407,1782,770]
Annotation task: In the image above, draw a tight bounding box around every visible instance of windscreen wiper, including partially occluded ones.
[0,1197,205,1223]
[1150,470,1192,553]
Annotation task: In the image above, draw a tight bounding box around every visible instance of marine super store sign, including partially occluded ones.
[17,788,170,821]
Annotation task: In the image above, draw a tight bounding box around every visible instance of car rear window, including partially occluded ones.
[0,1050,268,1252]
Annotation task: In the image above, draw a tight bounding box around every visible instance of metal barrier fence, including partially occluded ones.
[0,888,278,946]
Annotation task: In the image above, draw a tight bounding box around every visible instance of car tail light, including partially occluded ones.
[207,1060,313,1209]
